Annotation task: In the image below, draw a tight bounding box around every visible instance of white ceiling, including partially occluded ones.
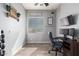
[22,3,60,10]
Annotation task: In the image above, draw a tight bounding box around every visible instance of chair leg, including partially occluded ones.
[55,49,58,56]
[48,50,50,54]
[52,47,54,51]
[48,47,53,54]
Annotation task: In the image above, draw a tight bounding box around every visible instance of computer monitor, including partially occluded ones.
[69,28,75,36]
[75,30,79,38]
[60,29,69,35]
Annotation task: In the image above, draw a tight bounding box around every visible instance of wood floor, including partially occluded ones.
[15,43,63,56]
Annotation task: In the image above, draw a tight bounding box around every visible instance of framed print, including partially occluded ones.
[48,17,53,25]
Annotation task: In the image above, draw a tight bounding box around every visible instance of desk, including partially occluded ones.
[55,37,79,56]
[62,38,79,56]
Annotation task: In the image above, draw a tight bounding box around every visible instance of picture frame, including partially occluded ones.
[47,17,53,25]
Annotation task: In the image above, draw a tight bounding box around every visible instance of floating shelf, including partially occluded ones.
[5,4,20,22]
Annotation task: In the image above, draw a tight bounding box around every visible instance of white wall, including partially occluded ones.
[26,10,56,43]
[56,3,79,36]
[0,3,27,56]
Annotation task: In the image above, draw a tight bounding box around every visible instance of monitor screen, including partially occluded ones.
[69,28,75,36]
[60,29,69,35]
[75,30,79,38]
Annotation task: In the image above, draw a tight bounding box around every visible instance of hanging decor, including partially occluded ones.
[5,4,21,22]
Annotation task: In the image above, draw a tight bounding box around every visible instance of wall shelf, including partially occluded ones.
[6,12,19,21]
[5,4,20,22]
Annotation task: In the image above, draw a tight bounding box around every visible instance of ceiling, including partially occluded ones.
[22,3,60,10]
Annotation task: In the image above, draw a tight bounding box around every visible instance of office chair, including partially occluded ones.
[48,32,63,56]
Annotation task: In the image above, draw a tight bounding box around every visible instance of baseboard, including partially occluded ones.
[27,41,50,43]
[12,45,22,56]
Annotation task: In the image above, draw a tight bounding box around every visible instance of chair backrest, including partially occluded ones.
[49,32,54,43]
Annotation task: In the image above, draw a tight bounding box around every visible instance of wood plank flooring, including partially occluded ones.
[15,43,63,56]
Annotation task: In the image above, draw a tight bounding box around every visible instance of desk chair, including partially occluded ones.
[48,32,63,56]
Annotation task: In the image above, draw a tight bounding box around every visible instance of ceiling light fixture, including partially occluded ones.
[34,3,49,7]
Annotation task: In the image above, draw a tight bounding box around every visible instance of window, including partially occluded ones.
[28,18,43,33]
